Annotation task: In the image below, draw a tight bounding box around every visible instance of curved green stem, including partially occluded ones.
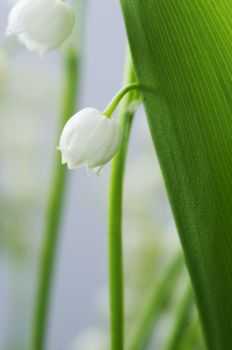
[30,46,79,350]
[164,283,193,350]
[126,253,184,350]
[108,51,139,350]
[103,82,139,118]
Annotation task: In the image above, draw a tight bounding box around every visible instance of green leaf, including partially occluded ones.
[120,1,232,349]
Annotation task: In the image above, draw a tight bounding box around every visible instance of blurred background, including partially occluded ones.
[0,1,202,350]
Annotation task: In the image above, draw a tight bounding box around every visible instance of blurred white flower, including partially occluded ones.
[6,0,75,55]
[5,0,20,5]
[68,329,107,350]
[58,108,122,173]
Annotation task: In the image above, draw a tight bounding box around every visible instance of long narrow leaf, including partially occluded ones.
[120,1,232,349]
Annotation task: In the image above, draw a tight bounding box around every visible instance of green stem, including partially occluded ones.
[30,46,79,350]
[103,82,139,118]
[126,253,184,350]
[108,51,138,350]
[164,283,193,350]
[179,313,204,350]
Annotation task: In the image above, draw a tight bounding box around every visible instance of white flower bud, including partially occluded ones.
[6,0,75,55]
[58,108,122,172]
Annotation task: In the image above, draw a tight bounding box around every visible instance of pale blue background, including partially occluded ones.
[0,1,174,349]
[0,1,130,349]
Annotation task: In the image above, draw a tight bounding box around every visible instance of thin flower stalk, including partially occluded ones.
[30,46,79,350]
[108,50,139,350]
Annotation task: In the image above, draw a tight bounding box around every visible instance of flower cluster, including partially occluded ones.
[5,0,138,174]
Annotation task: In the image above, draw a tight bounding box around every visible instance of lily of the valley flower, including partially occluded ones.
[6,0,75,55]
[58,84,139,174]
[58,108,122,173]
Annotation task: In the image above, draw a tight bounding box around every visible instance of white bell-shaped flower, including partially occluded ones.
[58,108,122,172]
[6,0,75,55]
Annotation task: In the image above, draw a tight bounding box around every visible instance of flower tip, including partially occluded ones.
[67,162,77,170]
[94,166,103,176]
[57,146,67,165]
[86,165,93,176]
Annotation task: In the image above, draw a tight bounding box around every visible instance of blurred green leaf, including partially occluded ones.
[121,1,232,349]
